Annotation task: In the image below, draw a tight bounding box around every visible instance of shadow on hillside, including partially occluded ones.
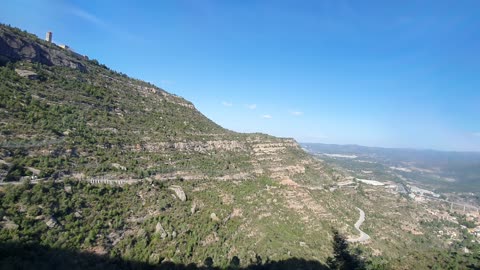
[0,242,330,270]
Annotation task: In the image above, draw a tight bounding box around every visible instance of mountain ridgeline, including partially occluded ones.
[0,24,332,185]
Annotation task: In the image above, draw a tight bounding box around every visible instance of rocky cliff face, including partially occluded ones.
[0,24,335,185]
[0,26,86,71]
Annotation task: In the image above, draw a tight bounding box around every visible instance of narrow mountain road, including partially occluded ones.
[348,207,370,243]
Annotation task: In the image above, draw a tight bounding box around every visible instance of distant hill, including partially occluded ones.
[302,143,480,192]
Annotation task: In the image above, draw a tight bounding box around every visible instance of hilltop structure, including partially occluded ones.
[43,30,89,60]
[45,31,52,43]
[59,44,70,50]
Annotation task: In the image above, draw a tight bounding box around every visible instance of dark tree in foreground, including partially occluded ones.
[204,257,214,268]
[326,230,366,270]
[229,256,240,269]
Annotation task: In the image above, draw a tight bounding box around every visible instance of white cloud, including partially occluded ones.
[66,5,138,41]
[222,101,233,107]
[246,104,257,110]
[290,111,303,116]
[261,114,272,119]
[68,7,108,29]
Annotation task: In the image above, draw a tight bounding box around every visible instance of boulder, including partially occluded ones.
[155,222,168,239]
[191,201,197,214]
[210,213,220,222]
[45,216,59,228]
[64,185,72,194]
[168,185,186,201]
[15,69,38,80]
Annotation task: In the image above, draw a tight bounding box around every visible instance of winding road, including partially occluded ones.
[348,207,370,243]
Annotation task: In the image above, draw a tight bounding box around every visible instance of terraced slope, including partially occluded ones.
[0,24,334,186]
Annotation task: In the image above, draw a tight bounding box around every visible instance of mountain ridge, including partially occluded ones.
[0,23,334,186]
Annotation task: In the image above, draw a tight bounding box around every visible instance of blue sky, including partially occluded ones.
[2,0,480,151]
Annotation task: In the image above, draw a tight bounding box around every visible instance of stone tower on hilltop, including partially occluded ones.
[45,31,52,43]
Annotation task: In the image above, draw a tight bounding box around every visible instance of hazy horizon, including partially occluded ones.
[300,141,480,154]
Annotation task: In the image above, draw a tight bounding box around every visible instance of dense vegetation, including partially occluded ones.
[1,179,479,269]
[0,179,361,269]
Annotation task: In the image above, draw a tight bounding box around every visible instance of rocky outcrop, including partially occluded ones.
[191,201,197,214]
[154,171,206,181]
[141,140,247,153]
[128,82,196,109]
[64,185,72,194]
[15,68,38,79]
[111,163,127,171]
[0,219,19,230]
[210,213,220,222]
[138,138,298,155]
[45,216,60,228]
[136,136,313,182]
[269,165,306,179]
[0,26,86,71]
[155,222,168,239]
[250,140,299,156]
[158,91,195,109]
[168,185,187,201]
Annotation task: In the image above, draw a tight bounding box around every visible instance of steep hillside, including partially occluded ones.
[1,24,479,269]
[0,24,332,185]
